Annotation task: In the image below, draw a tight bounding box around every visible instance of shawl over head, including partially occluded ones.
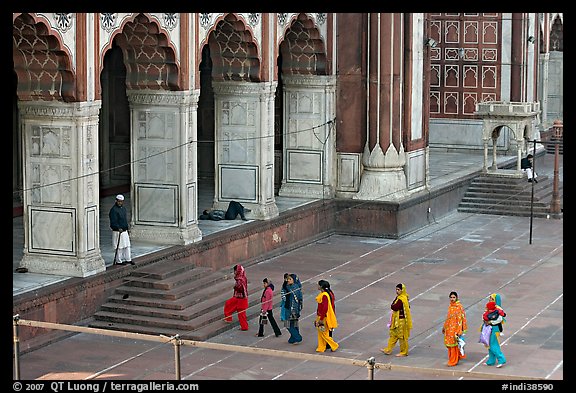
[490,293,503,308]
[443,299,467,347]
[285,273,303,317]
[488,292,506,329]
[392,283,413,331]
[315,291,338,330]
[233,264,248,298]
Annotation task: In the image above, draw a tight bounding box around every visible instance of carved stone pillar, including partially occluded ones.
[278,75,337,199]
[19,101,105,277]
[127,90,202,245]
[355,13,408,201]
[212,81,279,220]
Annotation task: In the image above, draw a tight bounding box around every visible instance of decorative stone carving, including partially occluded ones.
[200,13,211,29]
[54,13,73,32]
[163,13,178,30]
[100,13,117,32]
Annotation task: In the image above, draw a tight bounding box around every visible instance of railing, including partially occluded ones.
[13,315,542,381]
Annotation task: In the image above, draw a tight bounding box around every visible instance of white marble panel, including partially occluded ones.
[220,165,257,201]
[264,164,274,203]
[286,149,322,183]
[187,183,197,225]
[29,207,75,254]
[407,149,426,189]
[429,119,490,149]
[337,153,360,191]
[135,184,178,225]
[86,206,97,251]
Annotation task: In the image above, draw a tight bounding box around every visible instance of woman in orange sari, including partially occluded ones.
[442,291,468,366]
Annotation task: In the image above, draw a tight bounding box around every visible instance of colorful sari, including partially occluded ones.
[443,299,468,366]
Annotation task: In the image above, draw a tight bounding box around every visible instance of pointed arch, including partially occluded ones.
[206,13,261,82]
[110,13,180,90]
[550,15,563,51]
[12,13,76,102]
[279,13,327,76]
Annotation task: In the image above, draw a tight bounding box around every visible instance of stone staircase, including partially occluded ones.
[89,260,266,341]
[458,173,559,218]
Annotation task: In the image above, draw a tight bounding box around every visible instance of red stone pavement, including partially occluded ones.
[13,209,563,384]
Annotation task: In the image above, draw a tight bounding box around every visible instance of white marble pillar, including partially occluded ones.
[278,75,337,199]
[211,81,279,220]
[19,101,105,277]
[127,90,202,245]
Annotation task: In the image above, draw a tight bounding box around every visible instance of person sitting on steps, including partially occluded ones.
[199,200,251,221]
[521,154,538,183]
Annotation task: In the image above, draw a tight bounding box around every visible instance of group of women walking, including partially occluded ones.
[439,290,507,367]
[223,266,340,351]
[381,284,506,367]
[224,266,506,366]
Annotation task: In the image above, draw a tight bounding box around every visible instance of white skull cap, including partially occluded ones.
[116,194,125,201]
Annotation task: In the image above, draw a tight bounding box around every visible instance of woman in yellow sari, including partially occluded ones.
[442,291,468,366]
[314,280,339,352]
[381,283,413,357]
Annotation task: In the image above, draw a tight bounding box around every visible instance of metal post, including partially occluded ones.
[173,335,181,380]
[366,356,375,380]
[550,120,563,215]
[13,315,21,380]
[529,139,536,244]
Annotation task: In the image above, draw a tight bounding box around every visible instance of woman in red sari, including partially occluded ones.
[223,264,249,330]
[442,291,468,366]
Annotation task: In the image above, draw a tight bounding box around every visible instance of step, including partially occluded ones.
[122,266,221,290]
[458,200,549,211]
[460,195,548,206]
[114,273,235,301]
[457,207,551,218]
[101,282,240,318]
[462,193,542,202]
[93,296,262,332]
[130,260,203,280]
[106,278,230,310]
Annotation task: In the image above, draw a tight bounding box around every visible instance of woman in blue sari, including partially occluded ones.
[283,273,303,344]
[484,293,507,368]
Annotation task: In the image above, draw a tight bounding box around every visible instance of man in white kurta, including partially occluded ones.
[109,194,134,265]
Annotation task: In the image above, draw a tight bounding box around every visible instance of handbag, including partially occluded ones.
[259,311,268,325]
[457,335,466,356]
[478,324,492,346]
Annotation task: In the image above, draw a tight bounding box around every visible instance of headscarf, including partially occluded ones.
[489,293,506,324]
[316,290,338,330]
[280,273,290,321]
[286,273,303,317]
[233,264,248,299]
[261,278,275,301]
[392,283,413,331]
[490,293,502,309]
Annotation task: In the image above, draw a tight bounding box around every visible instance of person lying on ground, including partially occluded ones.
[199,200,251,221]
